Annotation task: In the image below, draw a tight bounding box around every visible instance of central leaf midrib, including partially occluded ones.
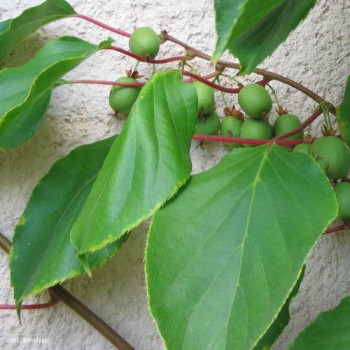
[224,145,270,349]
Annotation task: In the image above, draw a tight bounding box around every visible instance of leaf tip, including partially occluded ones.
[78,254,92,277]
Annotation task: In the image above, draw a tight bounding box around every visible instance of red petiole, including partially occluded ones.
[0,301,56,310]
[75,14,131,37]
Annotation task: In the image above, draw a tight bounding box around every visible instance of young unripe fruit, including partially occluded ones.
[194,81,214,115]
[220,116,243,149]
[240,118,273,147]
[238,84,272,118]
[292,143,311,155]
[109,77,140,115]
[310,136,350,179]
[274,113,303,140]
[129,27,160,58]
[195,112,220,135]
[334,182,350,220]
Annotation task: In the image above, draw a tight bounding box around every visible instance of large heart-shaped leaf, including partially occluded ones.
[0,36,111,149]
[337,76,350,148]
[146,145,337,350]
[10,136,126,309]
[254,267,304,350]
[213,0,317,74]
[289,295,350,349]
[71,71,198,258]
[0,0,76,62]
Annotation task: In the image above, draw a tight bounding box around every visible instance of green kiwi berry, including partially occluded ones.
[274,114,303,140]
[220,116,243,149]
[194,81,215,115]
[334,182,350,220]
[109,77,140,115]
[129,27,160,58]
[240,118,273,147]
[195,112,220,135]
[292,143,311,155]
[310,136,350,179]
[238,84,272,118]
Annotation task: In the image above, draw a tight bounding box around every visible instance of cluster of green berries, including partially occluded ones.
[195,83,350,220]
[107,26,350,221]
[109,27,160,115]
[194,82,220,135]
[295,135,350,221]
[195,83,304,148]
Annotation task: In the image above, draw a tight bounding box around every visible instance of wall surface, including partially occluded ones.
[0,0,349,349]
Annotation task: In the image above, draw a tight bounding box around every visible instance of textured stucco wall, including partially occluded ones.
[0,0,350,349]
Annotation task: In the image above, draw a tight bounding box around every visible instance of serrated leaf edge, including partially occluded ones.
[145,146,338,350]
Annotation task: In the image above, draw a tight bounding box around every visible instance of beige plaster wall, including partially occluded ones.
[0,0,349,349]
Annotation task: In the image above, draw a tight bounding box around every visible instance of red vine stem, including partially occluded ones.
[324,224,349,235]
[75,14,131,37]
[65,80,145,87]
[64,72,219,88]
[163,33,337,114]
[106,47,188,64]
[0,301,56,310]
[74,14,336,113]
[0,233,134,350]
[182,71,241,93]
[183,71,220,82]
[193,135,303,146]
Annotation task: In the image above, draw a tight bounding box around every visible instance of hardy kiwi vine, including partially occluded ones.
[1,3,350,350]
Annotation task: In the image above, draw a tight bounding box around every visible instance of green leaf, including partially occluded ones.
[213,0,317,74]
[289,295,350,349]
[71,71,198,258]
[337,76,350,148]
[146,145,337,350]
[0,36,112,149]
[10,136,126,307]
[0,0,76,62]
[254,267,304,350]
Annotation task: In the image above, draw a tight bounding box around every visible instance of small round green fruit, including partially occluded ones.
[292,143,311,155]
[238,84,272,118]
[194,81,214,115]
[220,116,243,149]
[274,114,303,140]
[195,112,220,135]
[129,27,160,58]
[310,136,350,179]
[109,77,140,115]
[240,118,273,147]
[334,182,350,220]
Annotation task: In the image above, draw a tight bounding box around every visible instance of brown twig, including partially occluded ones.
[0,232,134,350]
[164,32,336,114]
